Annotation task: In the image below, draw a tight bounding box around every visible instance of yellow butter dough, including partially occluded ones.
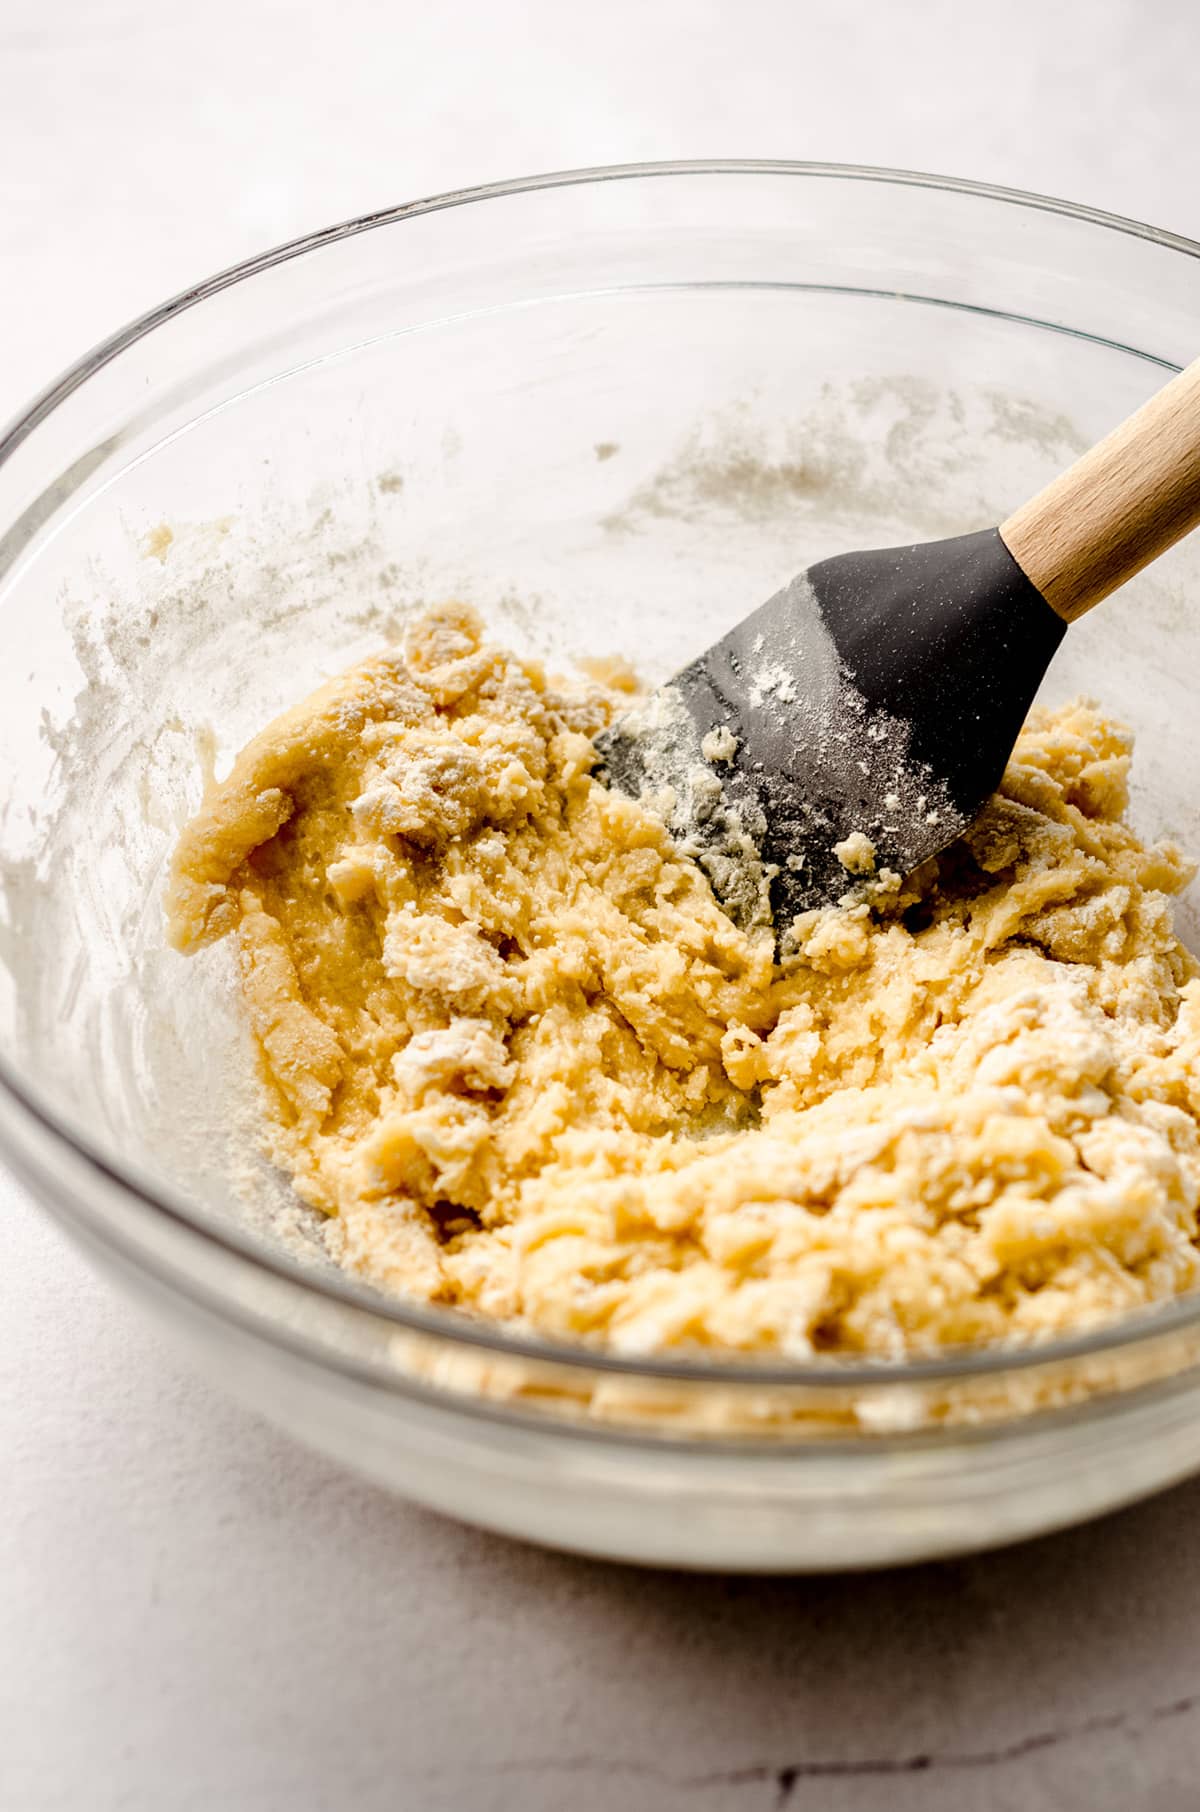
[167,606,1200,1359]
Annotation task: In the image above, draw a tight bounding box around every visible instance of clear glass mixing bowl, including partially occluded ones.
[5,162,1200,1571]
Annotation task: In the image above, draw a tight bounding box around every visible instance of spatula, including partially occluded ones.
[595,356,1200,943]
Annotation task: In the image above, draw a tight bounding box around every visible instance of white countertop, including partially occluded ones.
[5,3,1200,1806]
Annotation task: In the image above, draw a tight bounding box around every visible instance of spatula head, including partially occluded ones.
[594,527,1065,942]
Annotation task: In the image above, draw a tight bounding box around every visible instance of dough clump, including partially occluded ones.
[167,606,1200,1359]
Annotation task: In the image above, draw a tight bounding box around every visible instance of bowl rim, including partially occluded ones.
[5,156,1200,1394]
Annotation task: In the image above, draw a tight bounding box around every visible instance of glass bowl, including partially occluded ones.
[5,161,1200,1571]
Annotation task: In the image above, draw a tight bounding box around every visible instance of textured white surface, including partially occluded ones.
[5,2,1200,1806]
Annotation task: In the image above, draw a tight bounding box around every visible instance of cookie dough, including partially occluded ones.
[167,605,1200,1358]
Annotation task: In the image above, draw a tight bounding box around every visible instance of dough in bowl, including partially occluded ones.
[167,605,1200,1359]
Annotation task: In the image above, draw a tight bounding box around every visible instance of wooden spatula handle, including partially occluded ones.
[999,355,1200,623]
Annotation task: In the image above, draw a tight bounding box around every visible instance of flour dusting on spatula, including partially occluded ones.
[595,565,965,942]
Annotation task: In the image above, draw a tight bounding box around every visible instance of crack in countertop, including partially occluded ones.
[446,1690,1200,1803]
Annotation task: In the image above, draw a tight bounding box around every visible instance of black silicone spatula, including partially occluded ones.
[596,356,1200,942]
